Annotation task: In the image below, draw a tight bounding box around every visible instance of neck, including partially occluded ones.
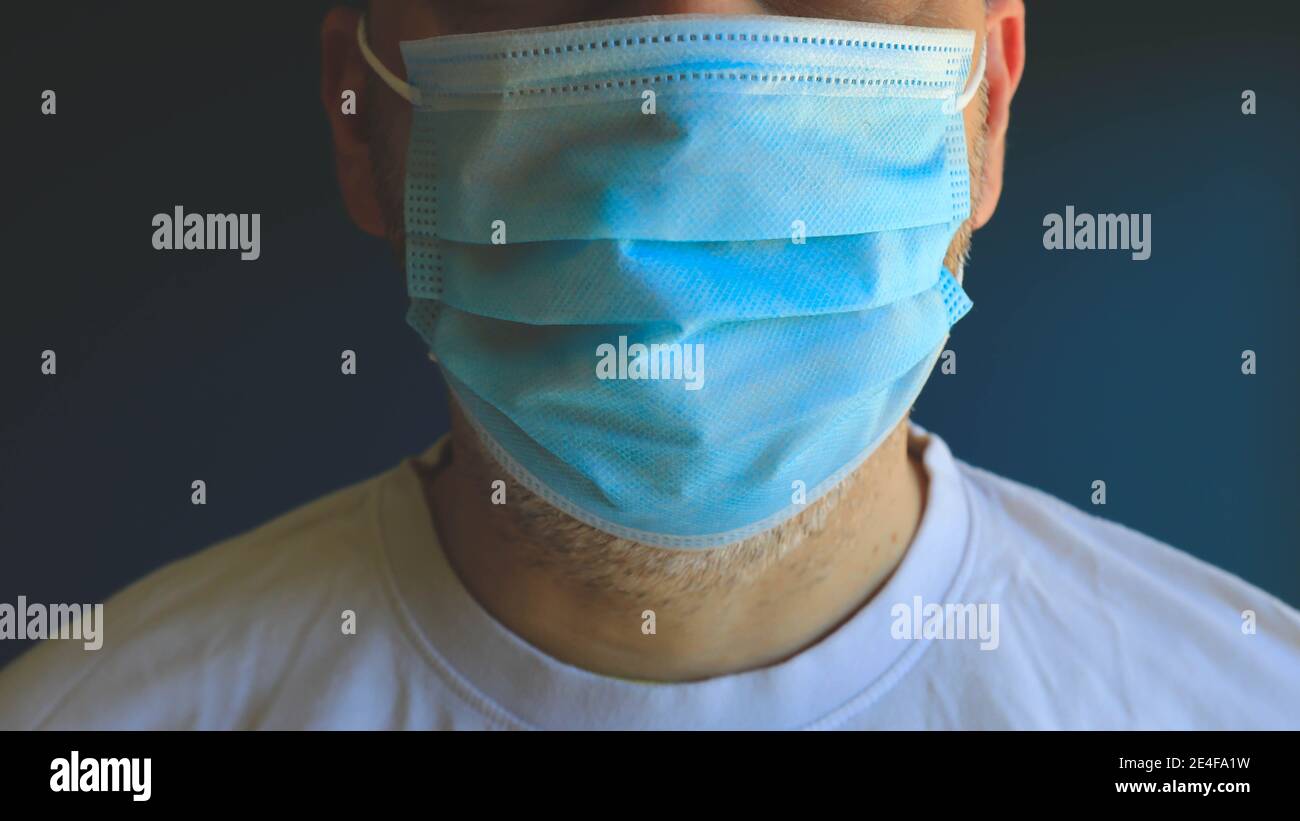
[424,413,927,682]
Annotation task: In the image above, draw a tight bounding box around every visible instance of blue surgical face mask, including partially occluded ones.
[360,14,982,549]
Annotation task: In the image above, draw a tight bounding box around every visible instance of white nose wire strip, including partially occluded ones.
[953,37,986,111]
[361,15,980,112]
[358,16,423,106]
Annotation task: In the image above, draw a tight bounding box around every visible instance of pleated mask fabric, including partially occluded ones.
[361,14,980,548]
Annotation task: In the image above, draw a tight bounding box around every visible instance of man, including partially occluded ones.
[1,0,1296,730]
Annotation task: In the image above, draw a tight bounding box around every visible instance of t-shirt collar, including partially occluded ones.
[375,424,974,730]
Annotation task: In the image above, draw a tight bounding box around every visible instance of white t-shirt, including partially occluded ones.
[2,427,1297,730]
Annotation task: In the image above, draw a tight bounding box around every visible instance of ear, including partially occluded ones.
[969,0,1026,230]
[320,6,387,238]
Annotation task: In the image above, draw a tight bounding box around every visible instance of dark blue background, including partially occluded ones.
[2,1,1297,668]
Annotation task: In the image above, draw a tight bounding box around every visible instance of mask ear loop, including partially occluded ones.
[357,15,423,106]
[950,37,986,113]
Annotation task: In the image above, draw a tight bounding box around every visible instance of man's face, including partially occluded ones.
[321,0,1023,576]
